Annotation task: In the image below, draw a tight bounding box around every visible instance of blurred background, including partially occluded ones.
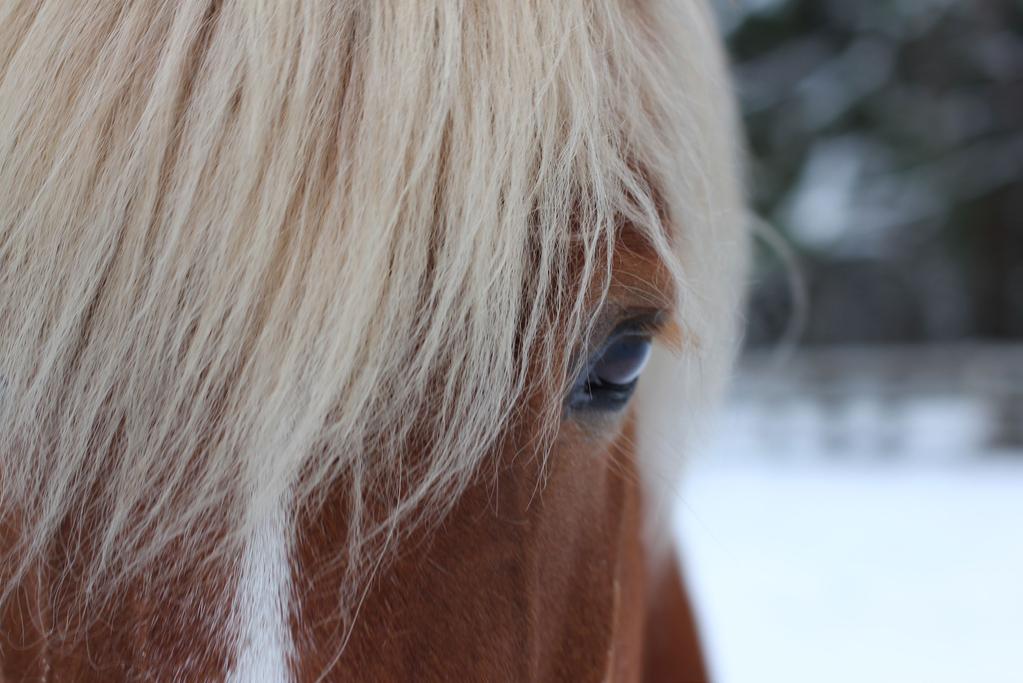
[676,2,1023,681]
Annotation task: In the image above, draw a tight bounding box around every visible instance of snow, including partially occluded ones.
[674,348,1023,683]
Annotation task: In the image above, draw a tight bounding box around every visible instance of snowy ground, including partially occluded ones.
[674,347,1023,683]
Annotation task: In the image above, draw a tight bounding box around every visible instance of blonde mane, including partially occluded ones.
[0,0,744,608]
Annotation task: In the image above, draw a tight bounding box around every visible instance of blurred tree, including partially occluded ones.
[717,0,1023,345]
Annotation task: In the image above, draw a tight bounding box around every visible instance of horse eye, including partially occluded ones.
[569,333,653,411]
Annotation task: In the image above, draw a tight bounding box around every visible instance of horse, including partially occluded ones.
[0,1,746,680]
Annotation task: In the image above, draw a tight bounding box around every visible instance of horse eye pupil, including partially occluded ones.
[591,336,652,386]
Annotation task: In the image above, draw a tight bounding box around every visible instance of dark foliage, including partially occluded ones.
[719,0,1023,345]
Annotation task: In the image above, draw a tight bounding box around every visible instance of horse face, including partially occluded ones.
[1,0,744,680]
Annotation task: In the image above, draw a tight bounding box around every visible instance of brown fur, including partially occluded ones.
[1,235,709,682]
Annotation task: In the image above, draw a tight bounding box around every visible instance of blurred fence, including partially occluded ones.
[714,345,1023,462]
